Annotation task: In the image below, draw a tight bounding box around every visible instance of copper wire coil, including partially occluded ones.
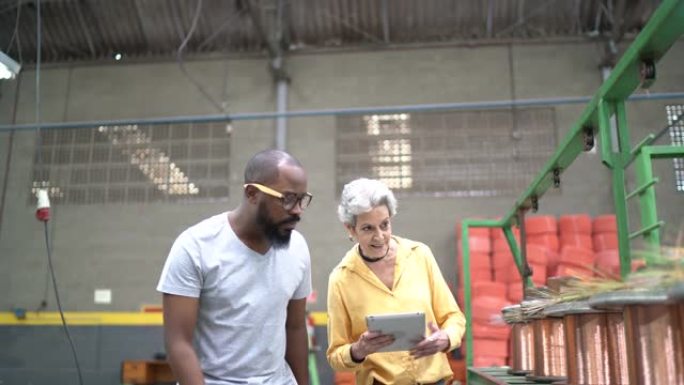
[532,317,566,378]
[563,311,628,385]
[605,312,629,384]
[623,303,684,385]
[509,322,535,374]
[564,312,609,385]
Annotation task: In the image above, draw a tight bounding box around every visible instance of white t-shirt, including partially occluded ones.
[157,212,312,385]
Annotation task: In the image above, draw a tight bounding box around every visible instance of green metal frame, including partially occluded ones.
[459,0,684,382]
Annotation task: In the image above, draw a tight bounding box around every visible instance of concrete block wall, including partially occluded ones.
[0,39,682,384]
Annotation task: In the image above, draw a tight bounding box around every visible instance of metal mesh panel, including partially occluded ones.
[29,122,231,205]
[337,108,557,197]
[666,105,684,192]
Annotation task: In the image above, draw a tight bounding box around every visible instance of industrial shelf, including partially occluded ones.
[459,0,684,382]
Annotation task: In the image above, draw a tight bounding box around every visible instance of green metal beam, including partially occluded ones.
[499,0,684,226]
[645,145,684,158]
[460,219,502,371]
[460,219,533,376]
[459,0,684,376]
[634,149,662,253]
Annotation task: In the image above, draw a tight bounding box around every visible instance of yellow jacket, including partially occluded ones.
[326,236,465,385]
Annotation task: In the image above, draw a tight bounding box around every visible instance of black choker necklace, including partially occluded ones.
[359,244,390,263]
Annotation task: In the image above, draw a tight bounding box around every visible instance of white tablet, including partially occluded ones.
[365,311,426,352]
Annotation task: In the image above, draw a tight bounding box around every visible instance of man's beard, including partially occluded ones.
[256,202,301,249]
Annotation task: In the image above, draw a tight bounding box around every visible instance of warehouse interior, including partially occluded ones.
[0,0,683,384]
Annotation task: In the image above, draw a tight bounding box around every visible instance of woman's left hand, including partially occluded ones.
[410,322,450,358]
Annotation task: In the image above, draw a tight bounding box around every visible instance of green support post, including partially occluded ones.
[460,218,509,383]
[598,98,634,279]
[613,101,634,278]
[308,352,320,385]
[633,148,662,256]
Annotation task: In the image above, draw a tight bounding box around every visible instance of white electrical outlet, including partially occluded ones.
[94,289,112,304]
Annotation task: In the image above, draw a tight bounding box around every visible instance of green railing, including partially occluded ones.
[460,0,684,380]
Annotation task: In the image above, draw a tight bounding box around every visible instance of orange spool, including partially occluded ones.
[493,236,518,252]
[595,249,620,276]
[546,250,560,269]
[559,214,592,235]
[494,266,516,283]
[560,233,593,250]
[525,216,557,235]
[460,252,492,270]
[593,232,618,252]
[528,234,560,252]
[559,245,595,265]
[473,338,509,358]
[492,251,515,270]
[526,244,549,265]
[456,222,491,238]
[593,214,617,233]
[530,262,547,286]
[508,283,524,303]
[459,266,492,284]
[473,323,511,340]
[473,356,507,367]
[555,262,595,279]
[492,226,520,240]
[472,281,507,298]
[501,264,547,285]
[460,236,492,253]
[472,296,511,324]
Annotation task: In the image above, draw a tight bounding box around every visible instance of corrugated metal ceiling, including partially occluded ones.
[0,0,660,64]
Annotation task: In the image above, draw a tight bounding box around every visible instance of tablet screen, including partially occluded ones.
[365,311,425,352]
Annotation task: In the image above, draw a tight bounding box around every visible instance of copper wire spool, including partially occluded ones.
[670,283,684,335]
[604,312,629,384]
[510,323,535,374]
[502,305,535,375]
[590,290,684,385]
[546,301,628,385]
[528,314,566,383]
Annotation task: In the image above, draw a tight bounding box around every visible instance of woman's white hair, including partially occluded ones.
[337,178,397,226]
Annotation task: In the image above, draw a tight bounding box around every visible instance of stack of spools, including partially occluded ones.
[556,214,595,278]
[491,226,522,303]
[470,283,511,367]
[456,224,493,305]
[490,220,550,303]
[526,215,560,277]
[493,243,548,303]
[593,215,620,276]
[456,224,512,366]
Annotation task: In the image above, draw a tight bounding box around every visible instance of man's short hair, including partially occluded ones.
[244,149,303,185]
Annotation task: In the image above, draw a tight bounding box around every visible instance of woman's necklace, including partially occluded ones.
[359,243,390,263]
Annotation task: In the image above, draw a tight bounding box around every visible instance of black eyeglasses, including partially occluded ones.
[244,183,313,211]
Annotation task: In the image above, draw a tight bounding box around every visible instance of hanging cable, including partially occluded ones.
[35,191,83,385]
[32,0,84,383]
[176,0,226,113]
[5,0,24,63]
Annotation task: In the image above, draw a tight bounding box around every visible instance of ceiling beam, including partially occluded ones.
[381,0,390,43]
[486,0,494,37]
[74,0,96,58]
[245,0,278,56]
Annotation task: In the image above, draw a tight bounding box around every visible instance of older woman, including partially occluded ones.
[326,178,465,385]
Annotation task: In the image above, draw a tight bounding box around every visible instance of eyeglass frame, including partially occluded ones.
[244,183,313,211]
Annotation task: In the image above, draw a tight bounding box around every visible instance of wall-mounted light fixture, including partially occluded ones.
[0,50,21,80]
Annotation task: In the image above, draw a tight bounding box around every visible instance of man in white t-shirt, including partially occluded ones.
[157,149,313,385]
